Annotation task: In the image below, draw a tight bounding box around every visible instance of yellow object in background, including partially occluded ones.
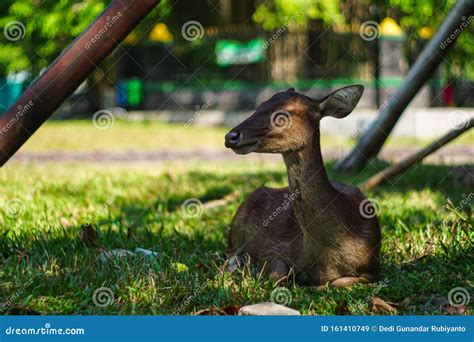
[419,26,433,39]
[380,17,404,37]
[150,23,174,43]
[124,31,139,45]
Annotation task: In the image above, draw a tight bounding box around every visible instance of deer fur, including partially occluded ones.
[224,85,381,286]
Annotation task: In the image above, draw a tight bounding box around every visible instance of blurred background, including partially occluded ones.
[0,0,473,153]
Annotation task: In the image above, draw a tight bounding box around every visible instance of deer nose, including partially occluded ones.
[225,131,242,148]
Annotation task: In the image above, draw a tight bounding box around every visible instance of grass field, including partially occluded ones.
[1,156,472,315]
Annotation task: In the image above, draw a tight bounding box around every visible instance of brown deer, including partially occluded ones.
[224,85,381,287]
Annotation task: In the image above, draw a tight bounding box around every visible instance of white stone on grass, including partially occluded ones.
[239,302,300,316]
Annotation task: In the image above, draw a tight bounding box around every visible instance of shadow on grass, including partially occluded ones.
[1,162,471,315]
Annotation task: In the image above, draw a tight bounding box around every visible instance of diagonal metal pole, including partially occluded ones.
[335,0,474,172]
[0,0,160,166]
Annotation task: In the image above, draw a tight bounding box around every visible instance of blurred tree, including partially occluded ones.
[381,0,474,79]
[0,0,472,81]
[252,0,473,80]
[252,0,344,29]
[0,0,107,77]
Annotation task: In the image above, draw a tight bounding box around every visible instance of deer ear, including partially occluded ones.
[318,85,364,119]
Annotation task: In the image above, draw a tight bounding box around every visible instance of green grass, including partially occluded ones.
[19,119,474,152]
[20,120,229,152]
[0,159,472,315]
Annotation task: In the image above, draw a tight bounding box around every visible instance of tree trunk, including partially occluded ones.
[359,118,473,191]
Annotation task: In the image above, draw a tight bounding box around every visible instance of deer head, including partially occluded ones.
[225,85,364,154]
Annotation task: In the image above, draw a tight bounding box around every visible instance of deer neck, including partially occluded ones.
[282,127,341,244]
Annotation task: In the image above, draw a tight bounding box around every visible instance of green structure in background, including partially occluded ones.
[215,39,265,67]
[118,78,144,108]
[127,78,144,107]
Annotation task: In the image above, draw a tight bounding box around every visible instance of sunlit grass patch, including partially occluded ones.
[0,160,472,315]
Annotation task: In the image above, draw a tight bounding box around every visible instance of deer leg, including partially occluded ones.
[267,258,289,281]
[329,276,372,288]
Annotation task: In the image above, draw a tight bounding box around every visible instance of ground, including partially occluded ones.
[0,120,472,315]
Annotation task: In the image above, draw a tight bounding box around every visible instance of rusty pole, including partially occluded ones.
[0,0,160,166]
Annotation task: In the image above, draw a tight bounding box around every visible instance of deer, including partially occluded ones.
[224,85,381,287]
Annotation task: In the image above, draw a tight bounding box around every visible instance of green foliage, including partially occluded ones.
[252,0,344,30]
[385,0,474,79]
[0,0,107,77]
[0,0,472,80]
